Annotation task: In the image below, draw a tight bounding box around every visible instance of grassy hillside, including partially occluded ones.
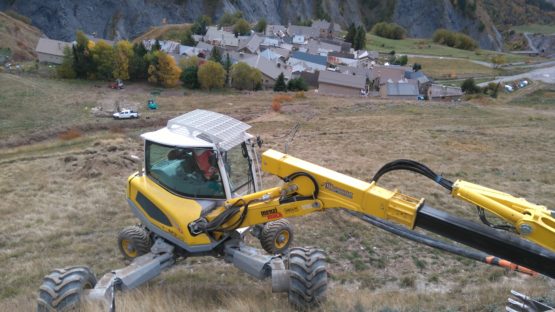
[482,0,555,32]
[1,74,555,311]
[0,11,42,61]
[365,34,534,63]
[132,23,191,43]
[512,24,555,34]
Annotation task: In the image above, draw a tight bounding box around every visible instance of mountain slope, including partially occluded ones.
[0,11,42,61]
[0,0,552,50]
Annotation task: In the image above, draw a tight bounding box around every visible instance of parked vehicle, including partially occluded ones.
[113,109,139,119]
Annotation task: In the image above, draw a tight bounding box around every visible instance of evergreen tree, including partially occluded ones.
[73,31,94,79]
[153,40,162,51]
[129,42,148,80]
[57,46,76,78]
[191,15,211,35]
[209,47,222,64]
[354,26,366,50]
[223,53,232,86]
[273,73,287,92]
[181,29,195,46]
[345,23,356,44]
[180,65,200,89]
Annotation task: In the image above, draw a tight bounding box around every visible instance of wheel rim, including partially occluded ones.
[275,230,290,249]
[121,239,138,257]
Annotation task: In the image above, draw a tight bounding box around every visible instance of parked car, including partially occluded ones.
[113,109,139,119]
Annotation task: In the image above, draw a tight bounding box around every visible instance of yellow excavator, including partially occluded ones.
[37,110,555,311]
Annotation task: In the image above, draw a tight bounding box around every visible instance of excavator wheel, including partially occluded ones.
[37,266,97,312]
[260,219,294,254]
[117,225,152,261]
[287,247,328,310]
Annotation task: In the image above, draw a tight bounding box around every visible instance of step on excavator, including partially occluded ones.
[37,110,555,311]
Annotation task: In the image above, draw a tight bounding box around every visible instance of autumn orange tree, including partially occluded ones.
[148,51,182,87]
[198,60,225,90]
[113,40,133,80]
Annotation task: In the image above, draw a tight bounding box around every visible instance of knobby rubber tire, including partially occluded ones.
[37,266,97,312]
[260,219,294,254]
[288,247,328,310]
[117,225,152,260]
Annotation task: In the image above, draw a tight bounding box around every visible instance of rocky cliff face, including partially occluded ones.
[0,0,505,50]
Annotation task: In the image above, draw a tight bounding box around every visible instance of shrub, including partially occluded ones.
[231,62,262,91]
[58,128,82,140]
[461,78,481,94]
[198,60,225,90]
[271,100,282,112]
[287,77,308,91]
[273,73,287,92]
[371,22,406,39]
[433,29,477,50]
[294,91,306,99]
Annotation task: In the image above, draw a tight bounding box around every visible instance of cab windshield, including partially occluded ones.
[145,141,225,199]
[222,143,255,196]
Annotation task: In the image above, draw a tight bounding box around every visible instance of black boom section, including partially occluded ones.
[136,192,172,227]
[415,204,555,279]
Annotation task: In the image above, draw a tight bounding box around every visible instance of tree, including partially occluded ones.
[73,31,95,79]
[345,23,356,44]
[113,40,133,80]
[231,62,262,90]
[191,15,211,35]
[254,18,267,33]
[178,56,200,71]
[354,25,367,50]
[91,40,114,80]
[287,77,308,91]
[233,18,251,36]
[219,12,242,27]
[491,54,507,69]
[223,53,232,85]
[371,22,406,40]
[209,47,222,64]
[180,65,199,89]
[412,63,422,72]
[461,78,481,94]
[129,42,148,80]
[273,73,287,92]
[198,60,225,90]
[153,40,161,51]
[181,28,195,46]
[57,46,76,79]
[148,51,181,87]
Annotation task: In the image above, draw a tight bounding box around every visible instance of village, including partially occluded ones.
[34,19,463,101]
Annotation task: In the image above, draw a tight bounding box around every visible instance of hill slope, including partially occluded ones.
[2,0,553,50]
[0,11,41,61]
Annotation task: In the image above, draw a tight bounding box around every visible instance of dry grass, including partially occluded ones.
[409,57,498,80]
[132,24,191,43]
[0,11,42,61]
[1,75,555,311]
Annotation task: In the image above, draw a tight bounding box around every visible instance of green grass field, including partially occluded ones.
[409,57,499,79]
[366,34,534,63]
[512,24,555,34]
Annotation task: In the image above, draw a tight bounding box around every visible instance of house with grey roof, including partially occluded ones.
[312,20,342,39]
[242,55,292,89]
[427,84,463,100]
[306,39,341,55]
[379,81,420,99]
[265,25,287,37]
[318,70,367,96]
[204,26,239,48]
[328,51,357,66]
[405,71,431,94]
[287,24,319,38]
[35,38,72,64]
[195,42,214,53]
[287,51,327,72]
[238,34,263,54]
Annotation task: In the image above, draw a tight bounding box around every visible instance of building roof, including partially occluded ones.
[261,37,280,47]
[290,51,328,66]
[405,71,430,84]
[239,34,263,53]
[307,39,341,54]
[259,49,282,61]
[374,65,412,82]
[205,26,239,47]
[336,65,372,78]
[318,70,366,89]
[242,55,291,80]
[265,25,287,36]
[311,20,342,32]
[292,35,306,44]
[328,51,355,59]
[195,42,214,52]
[269,47,290,58]
[429,84,463,97]
[35,38,72,56]
[288,25,318,38]
[385,82,420,96]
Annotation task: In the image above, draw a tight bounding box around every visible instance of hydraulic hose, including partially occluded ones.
[371,159,453,191]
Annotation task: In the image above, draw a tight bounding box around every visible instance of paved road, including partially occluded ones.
[478,65,555,86]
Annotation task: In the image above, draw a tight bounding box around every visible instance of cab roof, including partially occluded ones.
[141,110,252,150]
